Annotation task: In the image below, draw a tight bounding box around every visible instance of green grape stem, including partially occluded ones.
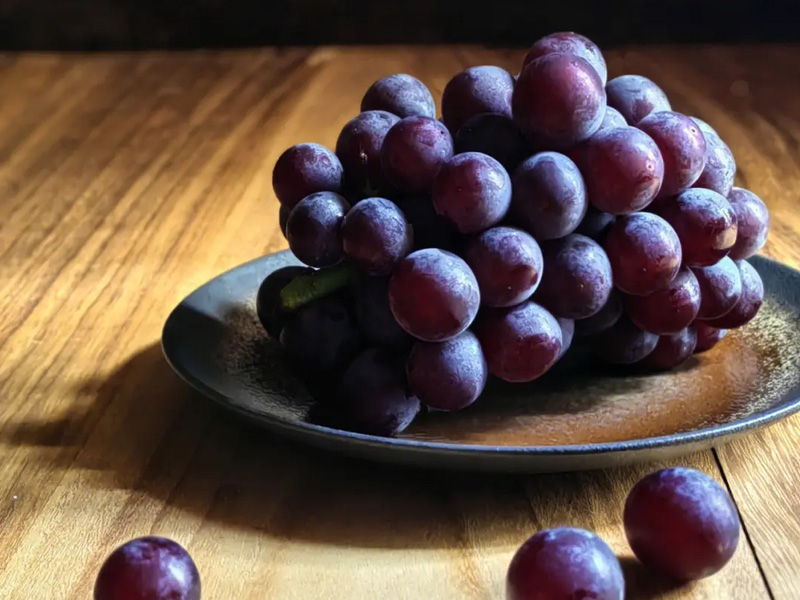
[279,263,357,311]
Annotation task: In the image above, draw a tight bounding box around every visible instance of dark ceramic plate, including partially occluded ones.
[162,252,800,472]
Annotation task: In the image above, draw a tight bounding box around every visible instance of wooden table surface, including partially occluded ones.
[1,45,799,599]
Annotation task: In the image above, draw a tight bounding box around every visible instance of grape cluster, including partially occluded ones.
[262,31,769,436]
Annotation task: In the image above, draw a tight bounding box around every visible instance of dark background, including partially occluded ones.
[1,0,799,50]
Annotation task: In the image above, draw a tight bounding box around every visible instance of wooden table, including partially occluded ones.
[1,45,799,599]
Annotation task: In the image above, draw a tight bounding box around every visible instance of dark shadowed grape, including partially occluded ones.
[441,66,515,133]
[574,291,623,337]
[727,187,770,260]
[454,113,531,172]
[510,152,587,240]
[381,116,454,193]
[535,234,613,319]
[256,265,314,339]
[606,75,671,124]
[522,32,608,84]
[603,213,682,296]
[598,106,627,131]
[591,315,658,364]
[354,275,411,350]
[407,330,488,411]
[557,317,575,358]
[463,226,543,308]
[694,321,728,353]
[341,197,413,275]
[507,528,624,600]
[638,111,707,199]
[286,191,350,267]
[389,249,480,342]
[94,537,200,600]
[703,260,763,329]
[513,53,606,147]
[361,73,436,118]
[692,256,743,320]
[572,126,664,214]
[272,143,344,209]
[655,188,738,267]
[394,195,460,251]
[692,118,736,197]
[624,467,740,581]
[476,301,562,382]
[625,268,701,334]
[336,110,400,196]
[642,327,698,370]
[576,206,616,241]
[432,152,511,233]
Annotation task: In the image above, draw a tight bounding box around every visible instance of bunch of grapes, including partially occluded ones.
[261,31,770,436]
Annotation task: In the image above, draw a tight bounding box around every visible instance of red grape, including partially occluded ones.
[381,116,454,193]
[394,195,459,251]
[535,234,613,319]
[624,467,740,581]
[512,53,606,147]
[510,151,587,241]
[574,291,623,337]
[94,536,200,600]
[256,266,314,339]
[694,321,728,353]
[463,226,543,308]
[361,73,435,118]
[637,111,707,199]
[606,74,671,124]
[692,256,743,320]
[336,110,400,196]
[454,113,532,172]
[407,330,488,411]
[441,66,515,133]
[507,527,624,600]
[603,213,682,296]
[703,260,763,329]
[557,317,575,357]
[432,152,511,233]
[727,187,770,260]
[389,248,480,342]
[476,301,562,382]
[342,197,413,275]
[572,126,664,214]
[522,32,608,84]
[655,188,738,267]
[576,206,616,241]
[286,191,350,267]
[625,268,701,334]
[354,276,412,350]
[692,117,736,197]
[591,315,658,364]
[272,143,344,209]
[598,106,627,131]
[642,327,698,370]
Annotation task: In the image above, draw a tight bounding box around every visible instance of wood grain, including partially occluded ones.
[0,45,798,598]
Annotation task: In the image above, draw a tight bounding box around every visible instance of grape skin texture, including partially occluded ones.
[535,234,613,320]
[625,268,701,335]
[272,143,344,209]
[576,206,616,241]
[603,213,682,296]
[522,32,608,84]
[624,467,740,581]
[441,66,515,133]
[727,187,770,259]
[512,53,606,147]
[637,111,707,199]
[507,527,624,600]
[341,197,413,275]
[574,291,623,337]
[703,260,763,329]
[381,116,454,193]
[454,113,531,172]
[692,256,743,320]
[407,330,488,411]
[94,537,201,600]
[510,152,588,241]
[643,327,698,370]
[692,117,736,197]
[557,317,575,357]
[336,110,400,196]
[476,301,562,382]
[463,226,543,308]
[361,73,436,118]
[694,321,728,353]
[286,192,350,267]
[598,106,627,131]
[354,276,411,349]
[389,249,480,342]
[591,315,658,364]
[606,75,671,124]
[256,266,313,339]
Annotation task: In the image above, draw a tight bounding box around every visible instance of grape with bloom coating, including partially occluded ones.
[692,117,736,197]
[381,116,454,193]
[727,187,770,259]
[557,317,575,358]
[361,73,436,118]
[575,291,623,337]
[336,110,400,196]
[692,256,743,320]
[441,66,515,133]
[643,327,698,370]
[598,106,627,131]
[591,315,658,364]
[606,74,671,124]
[342,197,412,275]
[694,321,728,353]
[704,260,764,329]
[286,192,350,268]
[625,268,701,335]
[522,32,608,84]
[273,143,344,209]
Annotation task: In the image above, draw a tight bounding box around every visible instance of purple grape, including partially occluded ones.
[341,197,413,275]
[703,260,763,329]
[591,315,658,364]
[407,330,488,411]
[94,537,200,600]
[598,106,627,131]
[462,226,543,308]
[513,53,606,147]
[692,256,743,320]
[256,265,313,339]
[286,191,350,267]
[336,110,400,195]
[510,152,587,241]
[643,327,698,370]
[576,206,616,241]
[394,195,460,251]
[727,187,770,259]
[535,234,613,320]
[692,117,736,197]
[272,143,344,209]
[441,66,515,133]
[354,276,411,350]
[522,32,608,84]
[625,268,701,335]
[574,291,623,337]
[557,317,575,358]
[361,73,435,118]
[476,301,562,382]
[606,74,671,124]
[432,152,511,233]
[279,205,291,238]
[389,249,480,342]
[694,321,728,353]
[454,113,531,172]
[381,116,454,193]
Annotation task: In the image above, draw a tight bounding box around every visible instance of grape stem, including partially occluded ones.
[279,263,357,311]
